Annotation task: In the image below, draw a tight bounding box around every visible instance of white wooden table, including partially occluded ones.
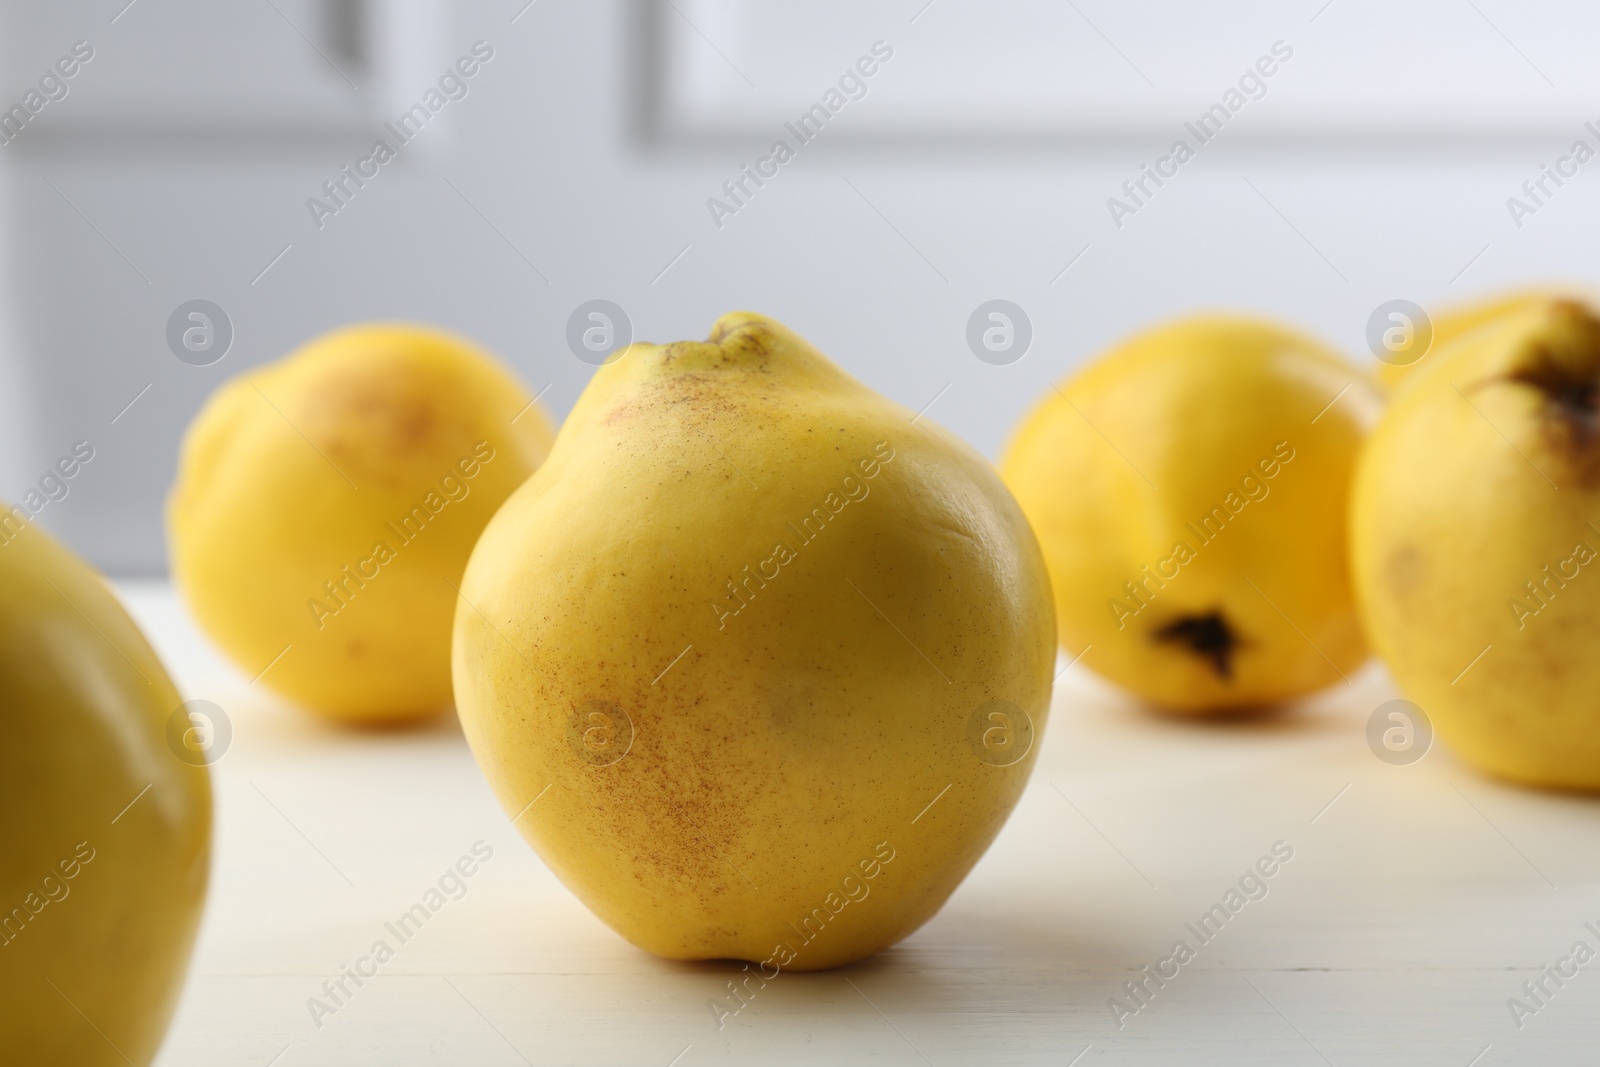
[119,582,1600,1066]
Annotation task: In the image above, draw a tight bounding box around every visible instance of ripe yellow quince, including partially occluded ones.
[1353,299,1600,789]
[452,312,1055,971]
[170,324,553,723]
[0,518,210,1065]
[1377,287,1596,393]
[1002,315,1381,713]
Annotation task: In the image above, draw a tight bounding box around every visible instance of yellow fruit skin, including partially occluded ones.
[0,520,210,1065]
[1353,300,1600,789]
[1377,287,1597,393]
[1002,316,1380,713]
[453,312,1055,970]
[170,324,553,723]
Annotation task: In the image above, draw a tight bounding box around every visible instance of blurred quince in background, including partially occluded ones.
[169,325,554,724]
[1003,315,1381,714]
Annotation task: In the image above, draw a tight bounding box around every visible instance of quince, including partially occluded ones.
[1002,316,1380,712]
[1353,299,1600,788]
[170,324,552,722]
[0,519,209,1064]
[453,312,1054,969]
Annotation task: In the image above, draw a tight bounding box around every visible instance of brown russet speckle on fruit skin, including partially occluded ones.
[293,360,499,491]
[172,322,554,724]
[307,369,441,447]
[453,311,1054,968]
[349,384,437,445]
[1382,544,1428,603]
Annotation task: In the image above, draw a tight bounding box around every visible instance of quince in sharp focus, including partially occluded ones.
[1353,298,1600,789]
[1002,315,1381,713]
[0,517,210,1065]
[170,324,553,724]
[452,312,1055,971]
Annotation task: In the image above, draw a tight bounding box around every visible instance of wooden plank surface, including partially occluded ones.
[114,582,1600,1066]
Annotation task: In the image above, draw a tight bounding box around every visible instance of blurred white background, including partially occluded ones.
[2,0,1597,573]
